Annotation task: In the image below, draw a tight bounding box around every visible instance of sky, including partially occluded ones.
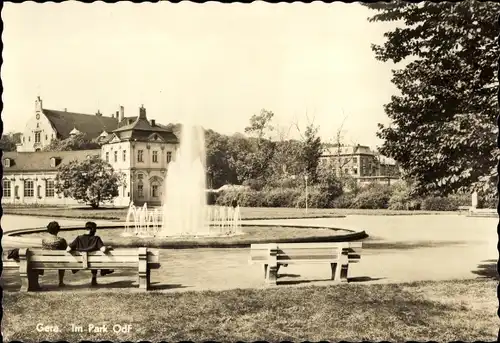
[2,2,400,148]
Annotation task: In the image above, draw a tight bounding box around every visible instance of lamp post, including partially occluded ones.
[304,174,309,214]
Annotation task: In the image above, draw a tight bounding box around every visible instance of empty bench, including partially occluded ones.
[2,247,160,291]
[250,242,362,285]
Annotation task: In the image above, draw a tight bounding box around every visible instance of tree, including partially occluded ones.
[366,1,500,196]
[267,124,304,181]
[317,166,344,207]
[242,109,276,182]
[204,129,237,188]
[0,132,21,151]
[54,156,122,208]
[43,133,100,151]
[295,116,323,184]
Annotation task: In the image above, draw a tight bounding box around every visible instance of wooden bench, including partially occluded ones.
[2,247,160,291]
[250,242,362,285]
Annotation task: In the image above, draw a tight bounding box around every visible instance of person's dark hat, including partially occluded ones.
[47,221,61,235]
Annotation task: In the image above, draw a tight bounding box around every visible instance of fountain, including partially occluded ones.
[123,117,242,237]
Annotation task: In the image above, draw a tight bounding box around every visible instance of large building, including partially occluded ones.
[3,97,179,206]
[320,144,401,185]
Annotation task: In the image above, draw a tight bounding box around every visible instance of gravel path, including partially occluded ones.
[1,214,497,292]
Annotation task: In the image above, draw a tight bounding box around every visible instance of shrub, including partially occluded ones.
[262,188,302,207]
[388,182,414,210]
[420,196,457,211]
[242,178,266,191]
[447,193,472,208]
[215,190,240,206]
[295,187,332,208]
[330,193,356,209]
[317,171,344,206]
[206,191,219,205]
[478,195,497,209]
[350,183,392,209]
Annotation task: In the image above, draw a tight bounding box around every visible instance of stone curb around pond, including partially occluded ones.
[3,223,368,249]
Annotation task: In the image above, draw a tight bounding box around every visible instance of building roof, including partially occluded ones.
[322,144,374,156]
[2,150,101,173]
[111,108,179,144]
[43,109,119,140]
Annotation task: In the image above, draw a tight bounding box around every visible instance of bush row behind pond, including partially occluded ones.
[208,184,491,211]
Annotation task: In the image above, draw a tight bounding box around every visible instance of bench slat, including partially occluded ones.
[30,262,140,269]
[28,249,160,256]
[278,255,340,261]
[3,261,20,268]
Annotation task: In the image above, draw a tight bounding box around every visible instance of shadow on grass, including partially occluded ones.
[363,240,469,251]
[150,283,189,291]
[471,260,499,280]
[277,276,385,285]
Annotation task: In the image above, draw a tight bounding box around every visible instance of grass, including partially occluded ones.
[2,205,454,221]
[18,225,361,248]
[2,279,497,342]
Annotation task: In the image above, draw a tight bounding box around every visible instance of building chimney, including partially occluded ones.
[151,119,156,126]
[115,111,119,120]
[139,105,147,119]
[119,106,124,122]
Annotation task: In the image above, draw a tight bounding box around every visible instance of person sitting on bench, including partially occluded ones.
[42,221,68,287]
[66,221,114,286]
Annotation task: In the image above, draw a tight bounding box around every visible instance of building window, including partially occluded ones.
[137,150,144,162]
[3,180,11,197]
[152,185,159,197]
[23,137,25,143]
[137,184,144,198]
[4,159,10,167]
[137,173,144,180]
[105,152,109,162]
[152,151,158,163]
[166,151,172,163]
[45,134,48,141]
[123,150,126,162]
[114,151,118,163]
[353,157,358,164]
[46,180,55,197]
[14,185,19,198]
[28,136,31,142]
[24,180,34,197]
[35,132,41,143]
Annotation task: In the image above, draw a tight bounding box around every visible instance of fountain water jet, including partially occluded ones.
[123,113,241,237]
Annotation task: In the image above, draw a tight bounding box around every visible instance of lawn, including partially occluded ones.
[18,225,361,248]
[2,279,497,342]
[3,205,453,221]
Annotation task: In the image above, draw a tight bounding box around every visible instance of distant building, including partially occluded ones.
[320,144,401,185]
[3,97,179,206]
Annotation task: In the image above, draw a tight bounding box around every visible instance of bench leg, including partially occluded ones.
[138,268,151,291]
[21,270,40,292]
[331,263,339,281]
[340,264,349,283]
[266,265,278,286]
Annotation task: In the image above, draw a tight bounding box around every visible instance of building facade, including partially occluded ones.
[320,144,401,184]
[3,98,179,207]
